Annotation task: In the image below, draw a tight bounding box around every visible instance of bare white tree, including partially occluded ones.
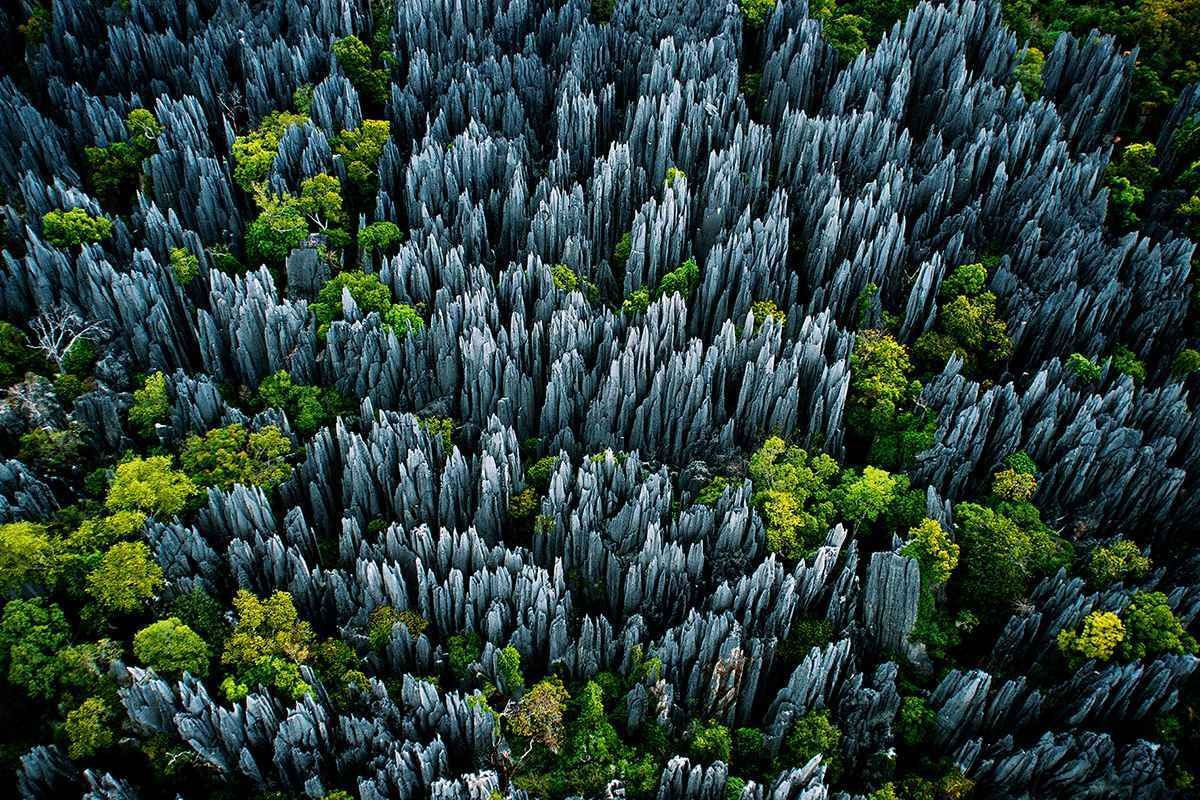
[27,305,109,372]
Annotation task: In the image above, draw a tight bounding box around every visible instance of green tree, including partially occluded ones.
[847,330,924,463]
[18,425,84,475]
[65,696,115,759]
[902,519,959,587]
[954,502,1067,617]
[105,456,196,516]
[1013,47,1045,99]
[622,287,650,315]
[992,467,1037,501]
[1057,610,1125,667]
[169,247,200,284]
[42,208,114,248]
[0,321,45,385]
[84,110,161,208]
[133,617,210,676]
[1065,353,1102,383]
[232,111,308,192]
[331,120,391,199]
[129,371,169,435]
[1088,540,1151,586]
[748,436,840,559]
[358,220,403,256]
[169,588,229,648]
[497,644,524,696]
[658,257,700,299]
[835,465,899,527]
[1120,592,1198,660]
[914,263,1011,375]
[782,709,842,778]
[1109,345,1147,385]
[179,423,294,491]
[332,36,389,105]
[739,0,775,25]
[556,681,623,795]
[0,521,53,596]
[751,299,787,329]
[311,271,422,339]
[896,696,935,748]
[86,541,164,615]
[221,590,316,700]
[688,720,732,763]
[613,232,632,268]
[254,371,345,435]
[1171,348,1200,377]
[508,676,569,757]
[61,337,98,377]
[447,632,482,681]
[0,598,71,700]
[824,13,869,60]
[245,190,309,266]
[297,173,347,236]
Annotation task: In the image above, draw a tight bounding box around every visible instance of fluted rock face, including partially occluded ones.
[4,0,1200,798]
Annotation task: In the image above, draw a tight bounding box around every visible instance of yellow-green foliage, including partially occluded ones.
[169,247,199,283]
[179,424,294,491]
[65,697,114,759]
[1057,610,1125,666]
[133,617,210,676]
[1088,540,1151,586]
[914,263,1011,375]
[992,467,1037,501]
[331,120,391,194]
[42,208,113,247]
[848,330,918,432]
[751,299,787,329]
[0,521,53,595]
[902,519,959,587]
[508,487,539,519]
[105,456,196,516]
[1119,591,1198,660]
[221,590,316,700]
[232,111,307,191]
[86,541,164,614]
[748,436,839,559]
[954,501,1069,617]
[1014,46,1045,99]
[129,371,169,435]
[418,416,454,453]
[508,676,569,753]
[782,709,842,778]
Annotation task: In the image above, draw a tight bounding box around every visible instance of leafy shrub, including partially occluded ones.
[1088,540,1151,586]
[358,220,403,255]
[179,424,294,491]
[1065,353,1102,383]
[232,111,307,191]
[65,697,114,759]
[1109,345,1147,385]
[1057,610,1125,666]
[86,541,164,615]
[1119,592,1198,660]
[782,709,841,777]
[687,720,732,763]
[1013,47,1045,98]
[42,208,113,247]
[133,617,210,676]
[254,371,346,435]
[105,456,196,516]
[896,696,935,748]
[129,371,169,435]
[221,590,316,701]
